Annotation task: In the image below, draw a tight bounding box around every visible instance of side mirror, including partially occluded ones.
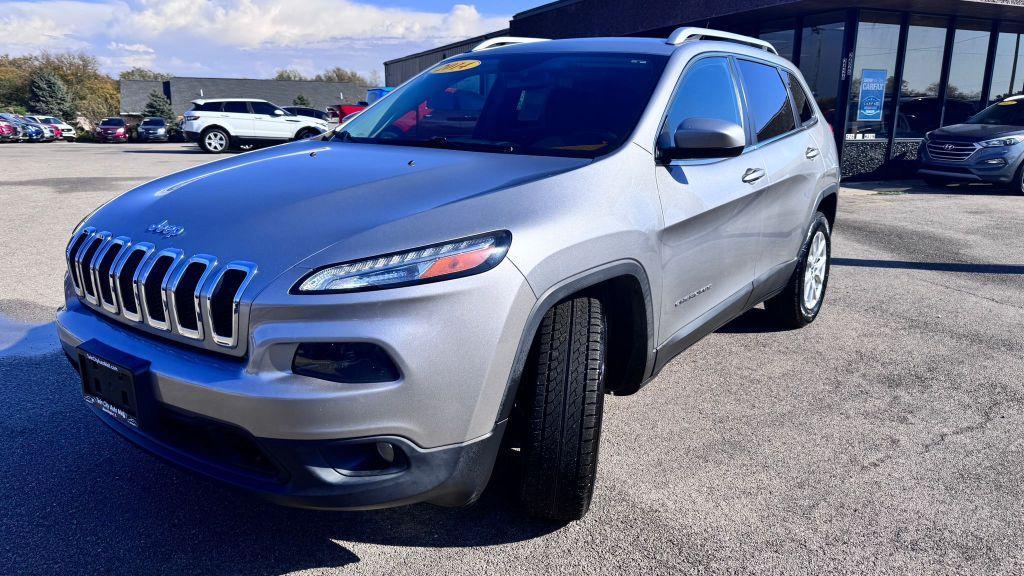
[274,109,285,116]
[660,117,745,162]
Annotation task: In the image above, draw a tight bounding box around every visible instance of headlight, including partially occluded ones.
[293,231,511,294]
[979,135,1024,147]
[157,128,166,134]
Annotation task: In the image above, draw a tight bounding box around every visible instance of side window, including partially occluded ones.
[194,102,222,112]
[783,70,815,125]
[661,57,743,148]
[222,101,248,114]
[736,60,797,142]
[249,101,280,116]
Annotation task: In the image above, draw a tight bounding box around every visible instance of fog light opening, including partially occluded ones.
[319,440,409,476]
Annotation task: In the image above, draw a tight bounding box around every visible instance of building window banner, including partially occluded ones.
[857,68,887,122]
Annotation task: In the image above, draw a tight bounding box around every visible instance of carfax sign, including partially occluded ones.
[857,69,887,122]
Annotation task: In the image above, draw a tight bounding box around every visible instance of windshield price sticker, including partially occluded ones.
[432,60,481,74]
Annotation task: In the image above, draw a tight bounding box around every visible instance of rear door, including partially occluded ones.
[221,101,255,137]
[654,55,766,345]
[734,60,821,284]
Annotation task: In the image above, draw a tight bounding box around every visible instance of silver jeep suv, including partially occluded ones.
[58,28,839,521]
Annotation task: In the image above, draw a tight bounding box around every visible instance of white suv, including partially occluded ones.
[182,98,329,153]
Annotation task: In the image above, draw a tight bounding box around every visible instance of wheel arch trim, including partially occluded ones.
[495,259,656,422]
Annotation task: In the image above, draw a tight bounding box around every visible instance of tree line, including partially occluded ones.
[1,51,382,125]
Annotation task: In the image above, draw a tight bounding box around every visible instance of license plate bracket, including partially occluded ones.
[78,339,154,429]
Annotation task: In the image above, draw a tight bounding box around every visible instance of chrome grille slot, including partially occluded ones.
[168,255,217,340]
[76,232,108,305]
[94,236,128,312]
[66,227,94,296]
[114,243,154,321]
[65,227,257,353]
[926,140,977,162]
[204,262,257,348]
[138,249,182,331]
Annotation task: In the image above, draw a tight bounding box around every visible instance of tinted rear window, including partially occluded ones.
[737,59,797,142]
[783,70,815,125]
[223,101,249,114]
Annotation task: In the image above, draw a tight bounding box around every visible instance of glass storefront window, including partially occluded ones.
[845,12,901,141]
[894,15,948,138]
[759,19,797,62]
[799,12,845,129]
[943,20,991,126]
[986,23,1024,103]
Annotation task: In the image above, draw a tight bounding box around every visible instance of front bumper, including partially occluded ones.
[95,132,128,141]
[918,142,1023,183]
[70,356,506,509]
[57,258,534,508]
[138,132,169,141]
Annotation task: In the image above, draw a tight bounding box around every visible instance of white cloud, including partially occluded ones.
[0,0,512,78]
[107,42,155,53]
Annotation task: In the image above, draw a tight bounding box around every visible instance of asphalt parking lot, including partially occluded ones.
[1,141,1023,575]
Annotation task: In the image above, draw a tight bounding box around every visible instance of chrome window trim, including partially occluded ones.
[113,241,155,322]
[94,235,130,313]
[203,261,258,348]
[167,254,218,340]
[137,248,184,332]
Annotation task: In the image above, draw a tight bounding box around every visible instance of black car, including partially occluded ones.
[282,106,330,121]
[136,117,169,142]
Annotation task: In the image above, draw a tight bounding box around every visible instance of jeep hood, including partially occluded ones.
[929,123,1023,142]
[83,139,588,291]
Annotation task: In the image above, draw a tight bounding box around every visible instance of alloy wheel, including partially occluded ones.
[802,230,827,310]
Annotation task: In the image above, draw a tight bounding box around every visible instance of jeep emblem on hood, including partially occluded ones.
[146,220,185,238]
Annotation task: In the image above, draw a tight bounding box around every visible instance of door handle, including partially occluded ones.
[742,168,766,184]
[806,147,820,159]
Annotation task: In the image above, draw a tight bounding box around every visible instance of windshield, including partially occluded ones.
[335,51,668,158]
[141,119,165,126]
[966,99,1024,126]
[100,118,125,127]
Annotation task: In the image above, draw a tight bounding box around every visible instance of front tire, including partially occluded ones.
[294,128,319,141]
[765,213,832,328]
[518,297,606,522]
[199,128,229,153]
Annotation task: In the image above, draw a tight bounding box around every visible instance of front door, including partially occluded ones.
[655,56,766,346]
[250,101,293,139]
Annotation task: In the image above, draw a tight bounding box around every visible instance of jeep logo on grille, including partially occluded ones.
[146,220,185,238]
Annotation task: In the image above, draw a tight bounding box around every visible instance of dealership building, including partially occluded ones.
[385,0,1024,179]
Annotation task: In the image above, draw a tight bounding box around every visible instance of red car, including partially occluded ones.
[0,120,17,142]
[94,117,128,142]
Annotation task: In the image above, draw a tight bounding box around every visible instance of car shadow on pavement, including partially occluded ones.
[120,148,208,154]
[842,180,1017,196]
[0,324,562,575]
[832,257,1024,275]
[717,306,792,334]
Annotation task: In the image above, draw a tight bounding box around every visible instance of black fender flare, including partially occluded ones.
[495,259,656,422]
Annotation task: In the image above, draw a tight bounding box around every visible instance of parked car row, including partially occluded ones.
[0,113,74,142]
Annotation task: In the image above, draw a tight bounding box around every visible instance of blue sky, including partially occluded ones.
[0,0,544,81]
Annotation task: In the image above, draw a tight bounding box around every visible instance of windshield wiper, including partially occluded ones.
[420,136,518,153]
